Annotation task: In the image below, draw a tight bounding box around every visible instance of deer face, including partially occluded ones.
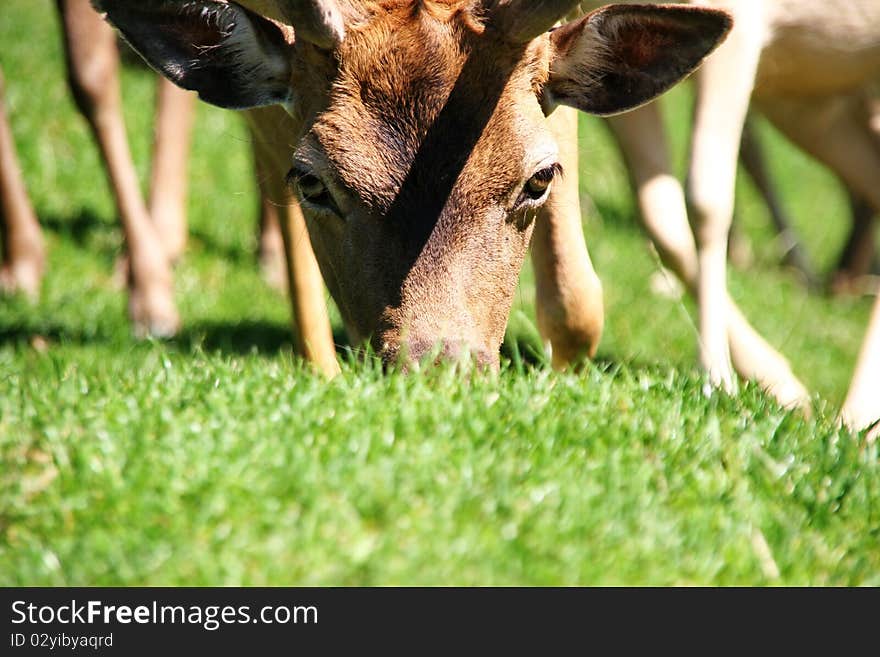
[96,0,731,367]
[292,10,560,365]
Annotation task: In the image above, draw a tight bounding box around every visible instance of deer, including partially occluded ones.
[92,0,741,380]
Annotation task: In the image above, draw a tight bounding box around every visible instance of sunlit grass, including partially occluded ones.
[1,0,877,585]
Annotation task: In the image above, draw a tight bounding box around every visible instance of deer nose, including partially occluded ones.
[382,339,498,371]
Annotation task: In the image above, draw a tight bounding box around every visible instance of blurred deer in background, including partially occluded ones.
[1,0,318,347]
[570,0,880,435]
[1,0,195,336]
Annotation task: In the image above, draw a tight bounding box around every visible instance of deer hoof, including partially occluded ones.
[129,286,181,339]
[0,260,43,300]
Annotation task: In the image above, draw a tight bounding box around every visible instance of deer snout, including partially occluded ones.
[380,338,498,371]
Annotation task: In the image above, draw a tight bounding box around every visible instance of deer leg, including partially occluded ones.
[251,139,287,292]
[739,113,819,288]
[530,105,604,368]
[686,28,763,392]
[246,107,339,376]
[0,67,45,299]
[840,96,880,439]
[148,77,195,263]
[606,103,698,290]
[842,296,880,441]
[758,95,880,264]
[831,192,876,295]
[829,92,879,294]
[759,94,880,427]
[607,102,809,410]
[58,0,178,337]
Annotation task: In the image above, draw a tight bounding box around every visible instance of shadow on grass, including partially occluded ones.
[500,335,547,371]
[185,226,255,267]
[171,320,292,355]
[0,318,306,360]
[170,321,356,357]
[41,209,259,267]
[0,309,348,359]
[41,210,117,248]
[172,321,565,372]
[0,314,679,390]
[0,321,119,347]
[170,313,573,370]
[2,292,636,377]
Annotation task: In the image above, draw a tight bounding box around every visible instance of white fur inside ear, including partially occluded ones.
[216,5,293,106]
[550,15,616,99]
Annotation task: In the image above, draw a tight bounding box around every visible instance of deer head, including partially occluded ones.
[95,0,731,367]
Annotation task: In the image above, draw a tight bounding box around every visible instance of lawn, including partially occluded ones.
[1,0,878,585]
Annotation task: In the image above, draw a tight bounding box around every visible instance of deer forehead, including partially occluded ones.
[292,4,555,213]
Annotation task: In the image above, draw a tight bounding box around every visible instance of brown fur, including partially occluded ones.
[284,3,556,361]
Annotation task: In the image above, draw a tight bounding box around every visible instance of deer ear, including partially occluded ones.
[94,0,293,109]
[543,4,732,117]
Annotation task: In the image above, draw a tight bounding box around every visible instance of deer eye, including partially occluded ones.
[287,167,340,215]
[519,163,562,206]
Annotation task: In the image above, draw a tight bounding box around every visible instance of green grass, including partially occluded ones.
[1,0,878,585]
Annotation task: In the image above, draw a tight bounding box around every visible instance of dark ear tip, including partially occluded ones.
[583,3,734,39]
[703,8,735,41]
[693,8,735,60]
[609,4,735,52]
[91,0,115,12]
